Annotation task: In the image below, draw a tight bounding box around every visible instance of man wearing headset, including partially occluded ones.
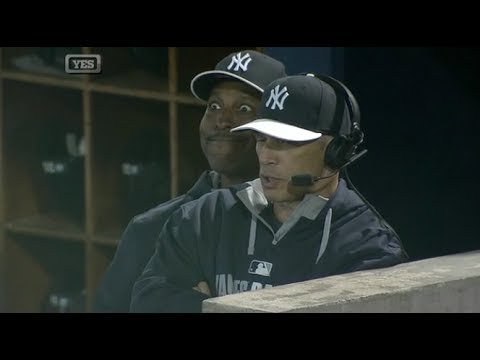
[130,74,409,313]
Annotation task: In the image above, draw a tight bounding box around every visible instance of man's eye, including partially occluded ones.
[239,104,253,112]
[208,102,221,111]
[255,134,266,142]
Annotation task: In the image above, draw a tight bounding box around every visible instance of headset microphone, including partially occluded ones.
[289,148,368,187]
[290,173,336,187]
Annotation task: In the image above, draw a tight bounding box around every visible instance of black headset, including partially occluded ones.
[301,73,366,170]
[301,74,405,248]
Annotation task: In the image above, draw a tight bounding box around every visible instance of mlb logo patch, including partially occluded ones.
[248,260,273,277]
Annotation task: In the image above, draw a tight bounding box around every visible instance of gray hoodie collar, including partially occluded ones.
[236,178,269,216]
[236,178,329,221]
[237,178,331,254]
[208,171,222,190]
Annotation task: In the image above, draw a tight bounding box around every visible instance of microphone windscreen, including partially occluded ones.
[290,174,315,187]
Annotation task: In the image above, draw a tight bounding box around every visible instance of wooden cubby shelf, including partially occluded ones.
[0,46,259,312]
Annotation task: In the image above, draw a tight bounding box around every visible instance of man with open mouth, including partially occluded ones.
[130,73,408,313]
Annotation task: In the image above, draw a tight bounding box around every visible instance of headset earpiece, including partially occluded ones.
[325,135,350,170]
[301,73,365,170]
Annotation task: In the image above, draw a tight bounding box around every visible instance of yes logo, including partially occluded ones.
[65,54,102,74]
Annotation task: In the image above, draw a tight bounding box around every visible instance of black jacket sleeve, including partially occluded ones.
[337,228,408,274]
[92,196,190,313]
[130,202,212,313]
[93,218,156,313]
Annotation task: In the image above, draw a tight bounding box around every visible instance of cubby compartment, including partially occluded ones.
[4,233,85,312]
[2,47,82,79]
[89,47,170,95]
[2,80,85,238]
[90,93,170,241]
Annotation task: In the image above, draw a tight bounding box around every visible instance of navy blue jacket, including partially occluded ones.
[130,178,408,313]
[93,171,218,312]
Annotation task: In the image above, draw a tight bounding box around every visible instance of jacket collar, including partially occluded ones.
[186,170,219,199]
[236,178,330,221]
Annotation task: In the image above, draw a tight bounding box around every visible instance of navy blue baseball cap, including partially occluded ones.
[190,50,287,102]
[231,74,350,141]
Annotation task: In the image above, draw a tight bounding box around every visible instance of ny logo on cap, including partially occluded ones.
[227,52,252,72]
[266,85,289,110]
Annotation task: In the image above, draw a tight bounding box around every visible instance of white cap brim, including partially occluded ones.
[231,119,323,142]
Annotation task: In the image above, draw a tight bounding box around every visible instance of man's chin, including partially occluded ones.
[209,161,236,174]
[262,189,299,204]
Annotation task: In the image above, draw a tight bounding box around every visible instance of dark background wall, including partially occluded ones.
[264,47,345,79]
[265,47,480,261]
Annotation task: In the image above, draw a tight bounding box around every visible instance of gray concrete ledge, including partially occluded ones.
[203,250,480,313]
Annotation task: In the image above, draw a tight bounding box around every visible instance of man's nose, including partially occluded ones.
[215,109,235,129]
[257,145,277,166]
